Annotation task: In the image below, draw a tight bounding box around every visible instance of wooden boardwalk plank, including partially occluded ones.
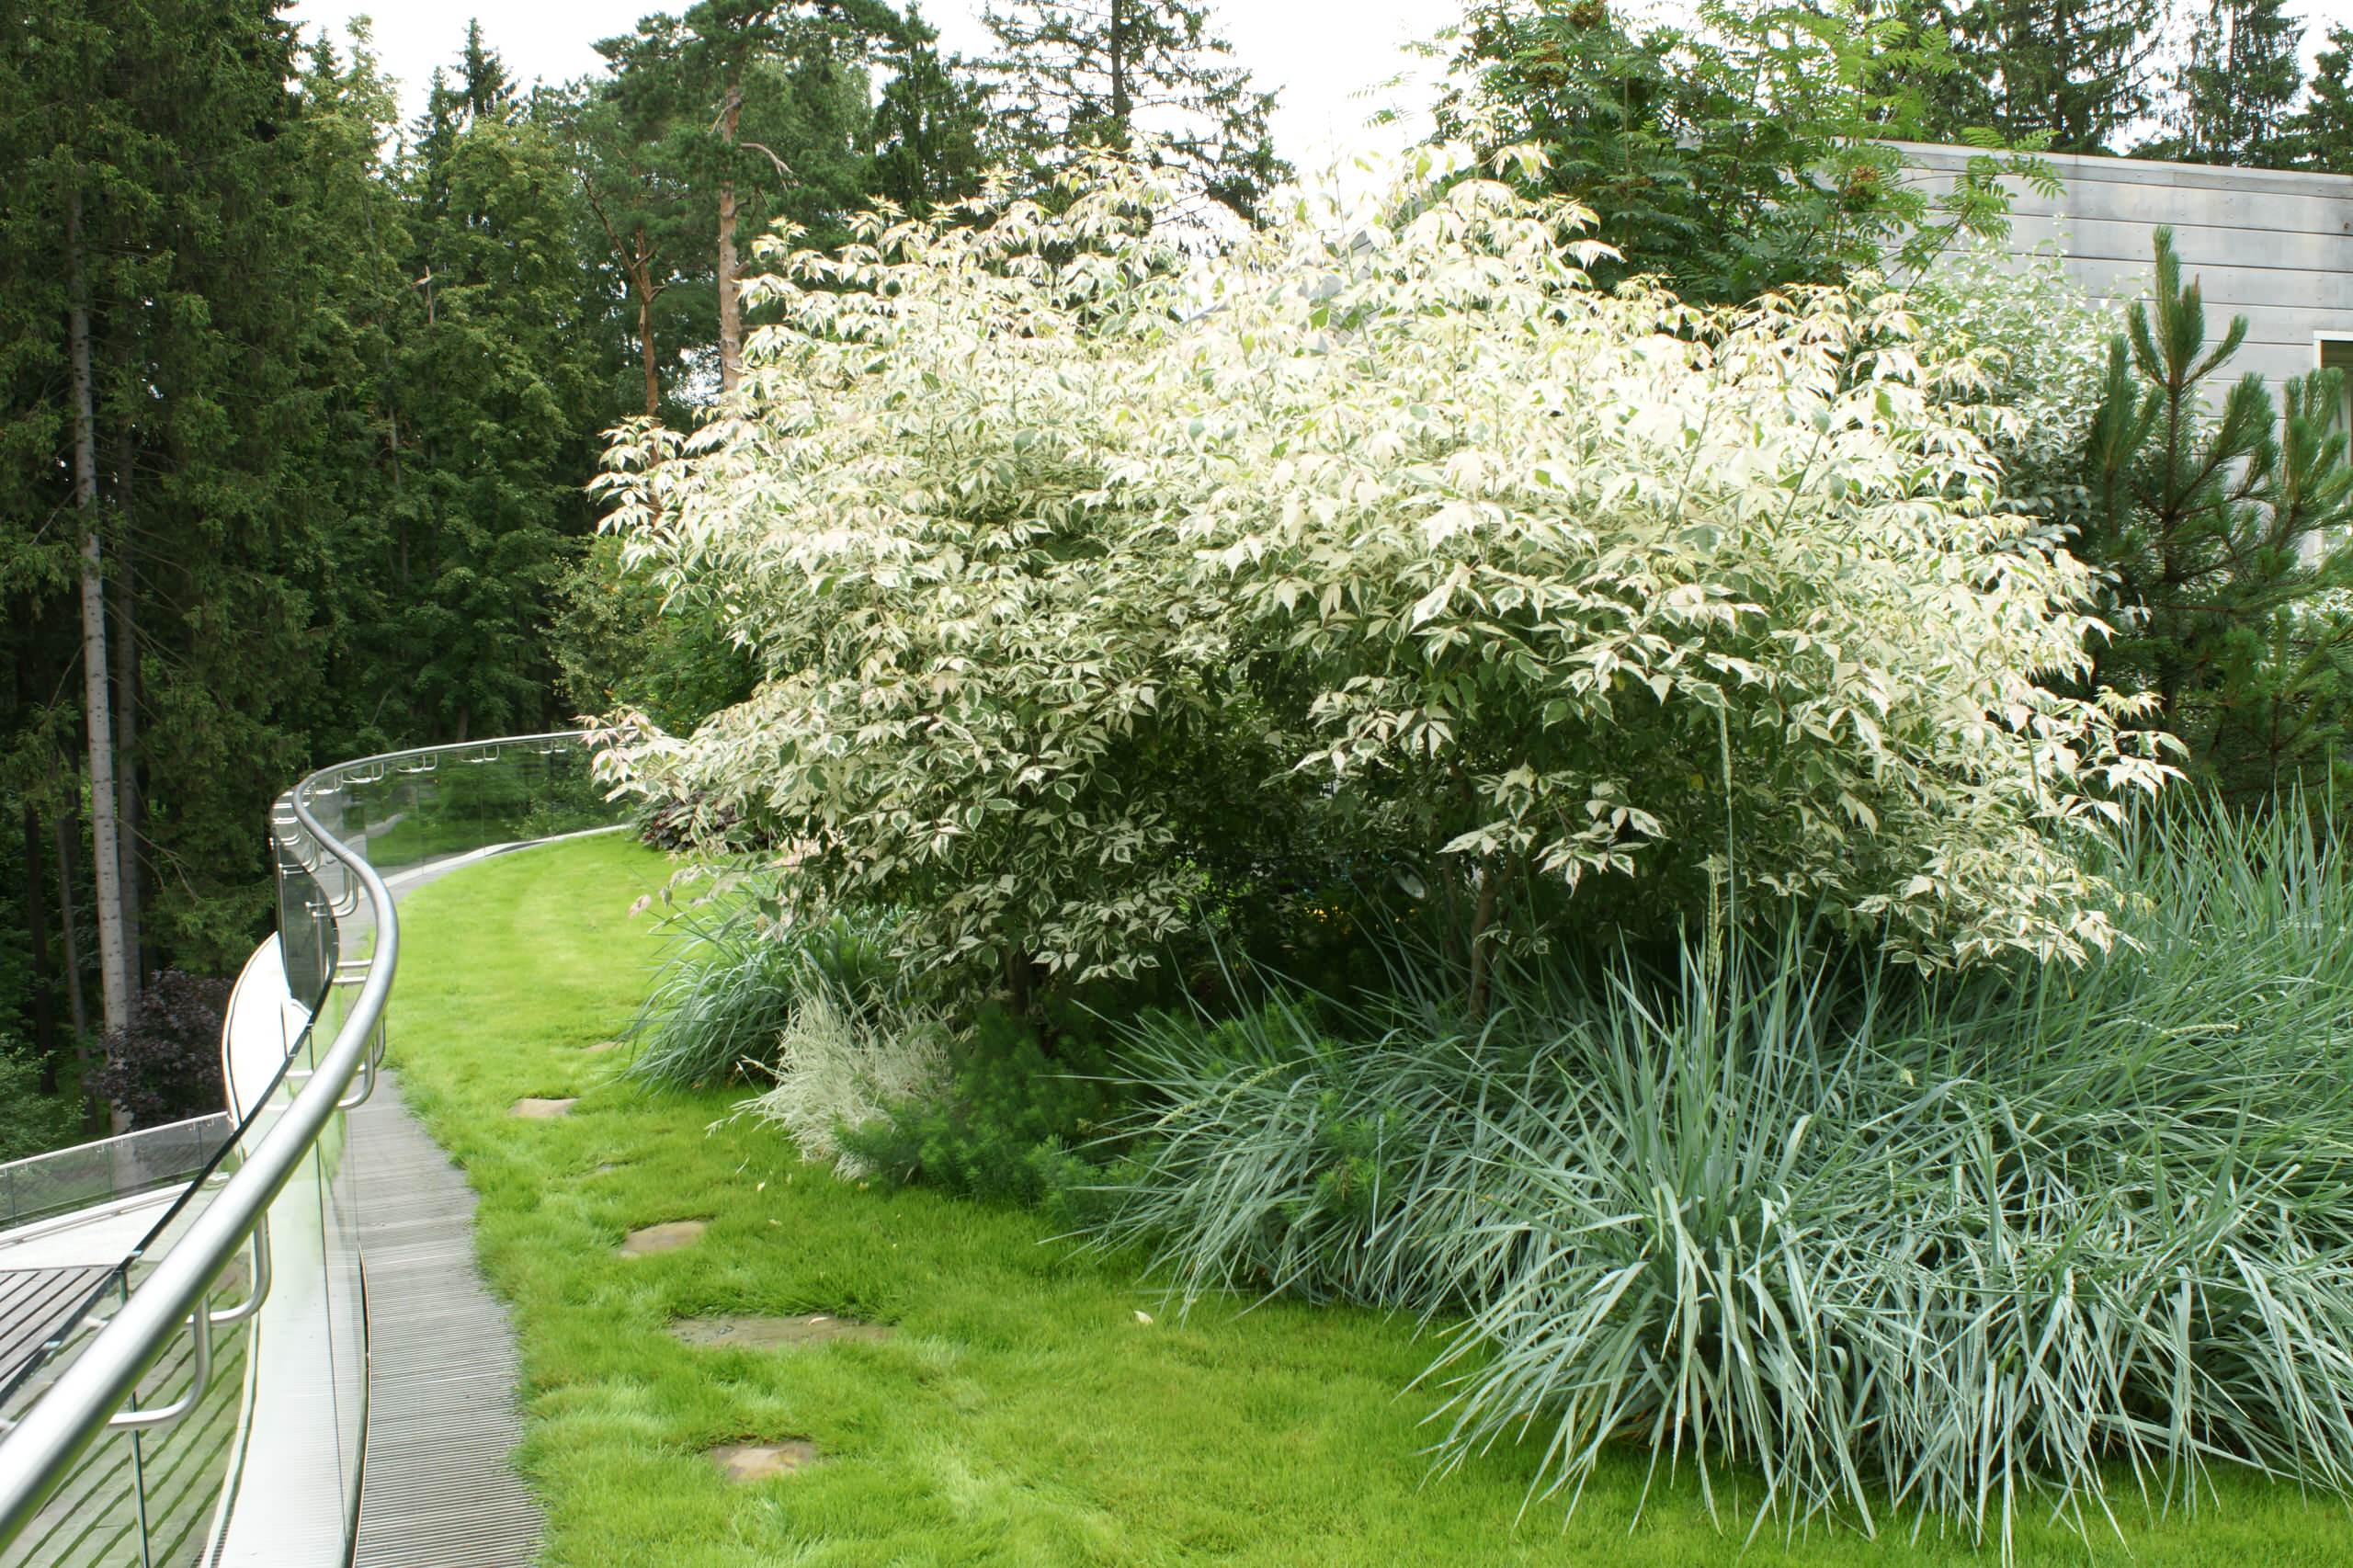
[347,1072,540,1568]
[0,1267,110,1388]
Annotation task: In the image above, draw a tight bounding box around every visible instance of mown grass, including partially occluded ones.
[387,833,2353,1567]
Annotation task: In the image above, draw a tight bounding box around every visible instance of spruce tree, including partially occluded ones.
[872,17,991,216]
[1,0,377,979]
[2288,25,2353,173]
[394,27,603,741]
[1915,0,2164,153]
[2151,0,2305,166]
[285,20,438,761]
[980,0,1289,224]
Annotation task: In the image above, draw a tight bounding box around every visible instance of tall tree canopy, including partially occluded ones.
[1905,0,2164,153]
[0,3,989,1135]
[2288,24,2353,173]
[1436,0,2048,304]
[594,1,919,393]
[979,0,1289,224]
[2148,0,2306,166]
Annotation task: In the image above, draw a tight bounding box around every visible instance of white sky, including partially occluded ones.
[279,0,2353,181]
[281,1,1463,172]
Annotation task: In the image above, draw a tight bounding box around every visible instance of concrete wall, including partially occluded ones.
[1895,141,2353,400]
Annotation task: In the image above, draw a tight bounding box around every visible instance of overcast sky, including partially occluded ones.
[280,0,1463,173]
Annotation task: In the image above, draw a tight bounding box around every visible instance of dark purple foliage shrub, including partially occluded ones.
[94,969,230,1129]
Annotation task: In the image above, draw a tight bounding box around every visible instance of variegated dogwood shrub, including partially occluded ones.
[591,150,2170,1006]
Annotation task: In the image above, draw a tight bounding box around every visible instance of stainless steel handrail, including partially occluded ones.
[0,728,593,1541]
[304,728,586,795]
[0,767,399,1537]
[102,1309,210,1433]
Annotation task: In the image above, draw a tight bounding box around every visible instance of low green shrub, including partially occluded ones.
[0,1040,77,1162]
[626,904,897,1088]
[833,1005,1123,1210]
[1082,801,2353,1554]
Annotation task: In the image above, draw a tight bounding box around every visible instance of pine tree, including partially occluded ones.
[562,83,694,419]
[2288,25,2353,173]
[2079,230,2353,799]
[2150,0,2304,166]
[597,2,911,396]
[981,0,1290,225]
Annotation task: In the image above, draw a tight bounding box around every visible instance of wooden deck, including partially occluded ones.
[347,1070,540,1568]
[0,1266,110,1389]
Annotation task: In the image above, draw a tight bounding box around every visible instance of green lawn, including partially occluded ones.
[388,834,2353,1567]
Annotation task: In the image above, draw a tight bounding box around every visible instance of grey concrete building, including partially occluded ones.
[1898,140,2353,417]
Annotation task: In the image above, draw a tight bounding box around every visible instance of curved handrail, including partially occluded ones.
[0,767,398,1538]
[0,728,602,1543]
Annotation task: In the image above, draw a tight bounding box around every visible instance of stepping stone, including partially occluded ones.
[669,1313,892,1350]
[511,1096,577,1119]
[582,1040,622,1054]
[707,1439,819,1482]
[620,1220,707,1256]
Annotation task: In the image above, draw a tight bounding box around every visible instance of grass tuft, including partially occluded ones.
[625,903,896,1088]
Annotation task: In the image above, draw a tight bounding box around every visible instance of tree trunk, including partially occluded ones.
[21,805,59,1090]
[109,419,144,994]
[1005,946,1035,1018]
[1465,857,1510,1023]
[392,408,410,585]
[67,182,132,1068]
[1109,0,1131,132]
[51,814,88,1042]
[635,227,663,417]
[717,78,745,396]
[52,815,102,1132]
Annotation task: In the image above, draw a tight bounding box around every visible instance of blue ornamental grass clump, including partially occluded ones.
[1080,801,2353,1558]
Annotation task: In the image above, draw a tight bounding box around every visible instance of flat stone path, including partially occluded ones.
[670,1312,892,1349]
[347,1070,540,1568]
[619,1220,706,1256]
[708,1439,819,1482]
